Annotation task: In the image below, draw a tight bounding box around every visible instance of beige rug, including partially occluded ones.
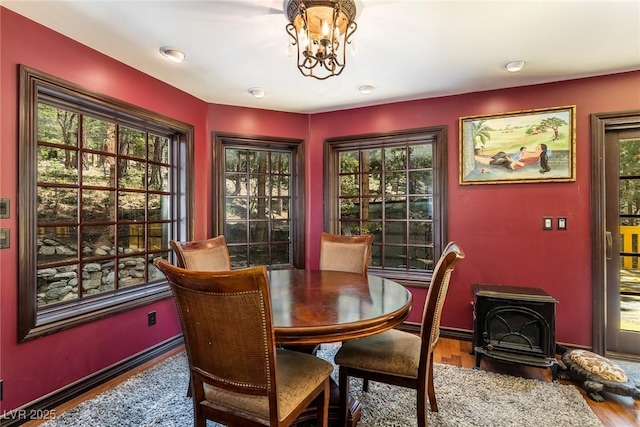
[41,344,602,427]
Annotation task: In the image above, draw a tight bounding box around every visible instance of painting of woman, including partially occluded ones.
[475,144,543,171]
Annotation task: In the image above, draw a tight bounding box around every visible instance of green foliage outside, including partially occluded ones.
[224,148,292,267]
[36,102,170,261]
[337,144,435,270]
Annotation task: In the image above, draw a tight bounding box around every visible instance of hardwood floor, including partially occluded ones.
[23,338,639,426]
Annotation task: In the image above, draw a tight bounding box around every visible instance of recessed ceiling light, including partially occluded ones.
[504,60,526,73]
[358,84,375,95]
[248,87,265,99]
[159,46,186,64]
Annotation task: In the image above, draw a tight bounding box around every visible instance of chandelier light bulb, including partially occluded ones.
[322,20,329,36]
[299,29,308,49]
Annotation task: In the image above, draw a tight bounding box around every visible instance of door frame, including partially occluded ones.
[591,109,640,355]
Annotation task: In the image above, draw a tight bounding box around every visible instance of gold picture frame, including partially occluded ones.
[459,105,576,185]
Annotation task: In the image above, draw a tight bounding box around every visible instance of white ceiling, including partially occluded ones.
[3,0,640,114]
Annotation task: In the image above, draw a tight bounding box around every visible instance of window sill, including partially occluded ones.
[20,282,172,342]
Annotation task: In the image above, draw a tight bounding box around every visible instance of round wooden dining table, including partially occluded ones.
[267,269,413,426]
[268,269,413,345]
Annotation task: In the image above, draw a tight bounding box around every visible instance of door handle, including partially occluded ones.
[605,231,612,260]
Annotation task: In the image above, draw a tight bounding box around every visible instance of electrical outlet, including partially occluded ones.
[542,217,553,230]
[148,311,156,326]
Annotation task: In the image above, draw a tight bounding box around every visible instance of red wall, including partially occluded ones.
[0,8,203,411]
[308,73,640,342]
[2,5,640,415]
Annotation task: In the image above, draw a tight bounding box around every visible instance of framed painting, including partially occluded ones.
[459,105,576,185]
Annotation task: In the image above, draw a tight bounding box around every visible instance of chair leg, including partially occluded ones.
[316,379,330,427]
[363,378,369,392]
[192,379,207,427]
[427,352,438,412]
[339,367,350,427]
[194,404,206,427]
[417,390,427,427]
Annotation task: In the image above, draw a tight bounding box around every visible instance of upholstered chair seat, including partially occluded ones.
[334,329,421,378]
[203,349,333,423]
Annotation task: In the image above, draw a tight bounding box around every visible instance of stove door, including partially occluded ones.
[482,305,553,358]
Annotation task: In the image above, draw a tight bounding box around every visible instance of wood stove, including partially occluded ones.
[472,283,558,377]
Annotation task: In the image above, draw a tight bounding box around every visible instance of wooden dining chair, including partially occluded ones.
[334,241,465,427]
[154,259,334,427]
[319,232,373,275]
[170,236,232,398]
[170,235,231,271]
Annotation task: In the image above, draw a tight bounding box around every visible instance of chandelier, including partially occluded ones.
[285,0,358,80]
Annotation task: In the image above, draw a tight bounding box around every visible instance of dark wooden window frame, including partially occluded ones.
[18,65,194,342]
[212,132,305,269]
[323,126,448,286]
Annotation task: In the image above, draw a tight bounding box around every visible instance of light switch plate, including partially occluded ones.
[0,199,8,218]
[543,217,553,230]
[0,229,9,248]
[557,217,567,230]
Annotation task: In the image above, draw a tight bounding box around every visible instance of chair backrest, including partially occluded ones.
[154,259,279,411]
[169,235,231,271]
[318,232,373,275]
[420,241,465,355]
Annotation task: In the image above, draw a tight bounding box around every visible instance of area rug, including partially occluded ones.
[42,344,602,427]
